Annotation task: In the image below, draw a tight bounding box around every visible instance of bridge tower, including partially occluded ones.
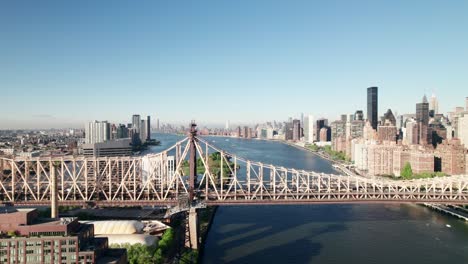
[186,121,200,249]
[189,121,197,201]
[50,162,58,219]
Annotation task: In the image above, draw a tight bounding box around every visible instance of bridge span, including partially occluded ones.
[1,123,468,248]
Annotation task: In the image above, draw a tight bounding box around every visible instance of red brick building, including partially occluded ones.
[435,138,466,175]
[0,208,127,264]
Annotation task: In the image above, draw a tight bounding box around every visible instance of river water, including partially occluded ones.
[150,134,468,264]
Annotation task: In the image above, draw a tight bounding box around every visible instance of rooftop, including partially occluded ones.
[0,208,35,214]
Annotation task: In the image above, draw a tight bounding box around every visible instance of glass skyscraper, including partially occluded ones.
[367,87,378,130]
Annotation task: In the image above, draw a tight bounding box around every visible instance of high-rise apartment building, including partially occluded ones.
[85,121,110,144]
[367,87,378,130]
[378,124,398,142]
[319,127,329,142]
[435,139,466,175]
[292,119,301,141]
[315,119,328,142]
[331,121,346,152]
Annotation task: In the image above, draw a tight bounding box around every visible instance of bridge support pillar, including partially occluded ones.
[51,165,58,219]
[185,208,199,249]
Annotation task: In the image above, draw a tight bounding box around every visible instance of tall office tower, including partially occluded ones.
[237,126,242,137]
[225,120,230,130]
[429,93,439,116]
[383,109,396,126]
[416,95,430,145]
[355,110,364,121]
[315,119,328,141]
[367,87,378,130]
[146,116,151,141]
[85,120,110,144]
[140,120,147,143]
[300,113,304,127]
[243,126,249,138]
[156,118,160,131]
[292,119,301,141]
[132,114,141,134]
[284,122,294,141]
[304,115,315,143]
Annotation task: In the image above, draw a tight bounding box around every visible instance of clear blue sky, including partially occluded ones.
[1,0,468,129]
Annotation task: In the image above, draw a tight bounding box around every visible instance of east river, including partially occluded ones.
[150,134,468,264]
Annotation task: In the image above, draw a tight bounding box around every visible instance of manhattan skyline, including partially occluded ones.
[2,1,468,129]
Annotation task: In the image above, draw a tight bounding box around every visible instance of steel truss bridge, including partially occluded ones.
[1,129,468,208]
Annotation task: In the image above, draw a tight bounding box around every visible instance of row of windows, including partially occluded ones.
[0,247,77,255]
[0,253,78,262]
[1,239,76,248]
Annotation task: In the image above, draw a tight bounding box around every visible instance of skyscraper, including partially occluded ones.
[292,119,301,141]
[315,119,328,142]
[132,114,141,134]
[140,120,147,143]
[146,116,151,141]
[225,120,230,130]
[416,95,430,145]
[304,115,315,143]
[429,93,439,115]
[243,126,250,138]
[383,109,396,126]
[367,87,378,130]
[85,120,110,144]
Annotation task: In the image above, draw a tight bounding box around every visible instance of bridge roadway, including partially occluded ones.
[1,135,468,208]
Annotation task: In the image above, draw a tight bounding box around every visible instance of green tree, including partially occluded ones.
[7,230,17,237]
[401,162,413,179]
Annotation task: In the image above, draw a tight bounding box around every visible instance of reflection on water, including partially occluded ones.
[151,134,468,264]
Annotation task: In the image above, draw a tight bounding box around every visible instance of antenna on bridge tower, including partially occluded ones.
[188,120,198,201]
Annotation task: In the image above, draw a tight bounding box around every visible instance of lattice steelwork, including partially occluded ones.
[1,136,468,208]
